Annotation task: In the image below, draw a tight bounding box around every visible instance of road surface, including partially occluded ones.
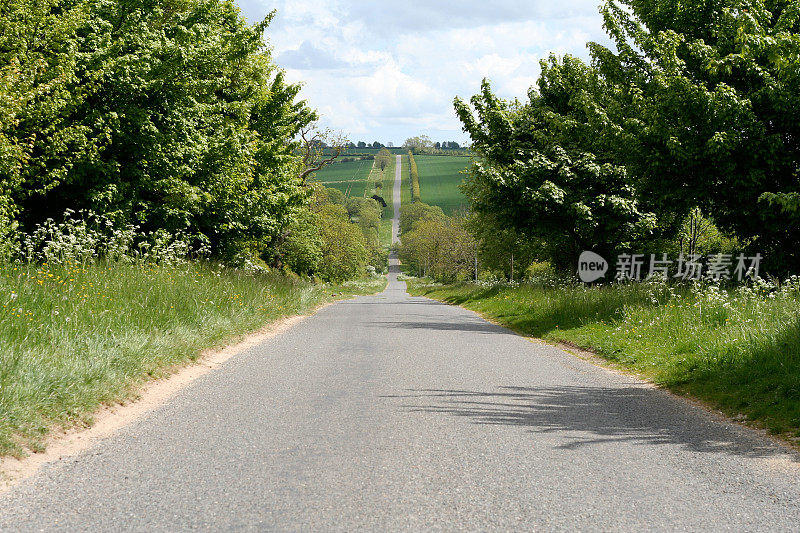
[0,159,798,530]
[392,154,402,245]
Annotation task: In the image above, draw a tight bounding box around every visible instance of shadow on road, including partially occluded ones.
[367,319,514,335]
[384,386,799,461]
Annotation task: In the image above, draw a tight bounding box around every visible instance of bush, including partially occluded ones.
[279,210,323,276]
[317,205,369,282]
[399,202,445,235]
[399,215,475,282]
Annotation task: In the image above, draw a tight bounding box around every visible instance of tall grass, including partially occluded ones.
[408,277,800,441]
[0,261,384,455]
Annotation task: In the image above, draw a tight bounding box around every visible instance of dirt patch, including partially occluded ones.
[0,309,322,493]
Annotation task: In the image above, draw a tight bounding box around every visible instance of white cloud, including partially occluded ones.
[238,1,610,144]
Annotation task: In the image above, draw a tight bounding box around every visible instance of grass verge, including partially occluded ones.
[0,261,385,456]
[406,277,800,444]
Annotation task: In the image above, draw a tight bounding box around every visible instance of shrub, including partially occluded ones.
[399,202,445,235]
[280,210,323,276]
[399,216,475,282]
[317,205,369,281]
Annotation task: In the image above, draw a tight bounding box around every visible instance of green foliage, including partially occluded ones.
[316,204,368,282]
[398,200,474,281]
[399,201,445,235]
[674,207,741,257]
[0,0,316,260]
[374,148,392,172]
[594,0,800,271]
[456,77,656,269]
[465,211,544,281]
[403,135,434,154]
[316,186,346,207]
[345,196,386,271]
[760,192,800,219]
[408,151,421,202]
[279,209,323,277]
[454,0,800,274]
[279,187,384,281]
[399,215,476,282]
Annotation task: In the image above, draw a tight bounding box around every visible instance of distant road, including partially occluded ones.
[392,154,401,244]
[1,169,799,529]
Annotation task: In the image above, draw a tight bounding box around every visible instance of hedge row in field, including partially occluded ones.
[409,151,421,202]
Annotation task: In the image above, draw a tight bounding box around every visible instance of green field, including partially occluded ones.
[312,156,396,248]
[310,159,373,197]
[415,155,470,214]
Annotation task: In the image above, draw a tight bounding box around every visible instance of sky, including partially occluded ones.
[237,1,611,146]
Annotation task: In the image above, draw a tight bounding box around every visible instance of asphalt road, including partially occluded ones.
[1,160,798,531]
[392,154,401,245]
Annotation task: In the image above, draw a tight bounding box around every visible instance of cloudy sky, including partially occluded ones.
[237,1,610,146]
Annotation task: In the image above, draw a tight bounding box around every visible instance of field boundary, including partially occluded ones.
[409,151,420,202]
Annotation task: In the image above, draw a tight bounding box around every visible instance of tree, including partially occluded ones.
[455,78,656,270]
[0,0,319,263]
[403,135,434,154]
[279,209,323,275]
[399,215,475,281]
[375,148,392,172]
[466,211,543,281]
[316,203,368,281]
[399,201,445,235]
[590,0,800,272]
[455,0,800,273]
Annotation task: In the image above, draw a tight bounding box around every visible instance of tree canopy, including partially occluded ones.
[1,0,317,261]
[455,0,800,273]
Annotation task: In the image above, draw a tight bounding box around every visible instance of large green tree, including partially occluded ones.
[1,0,317,260]
[593,0,800,271]
[455,0,800,273]
[455,75,656,269]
